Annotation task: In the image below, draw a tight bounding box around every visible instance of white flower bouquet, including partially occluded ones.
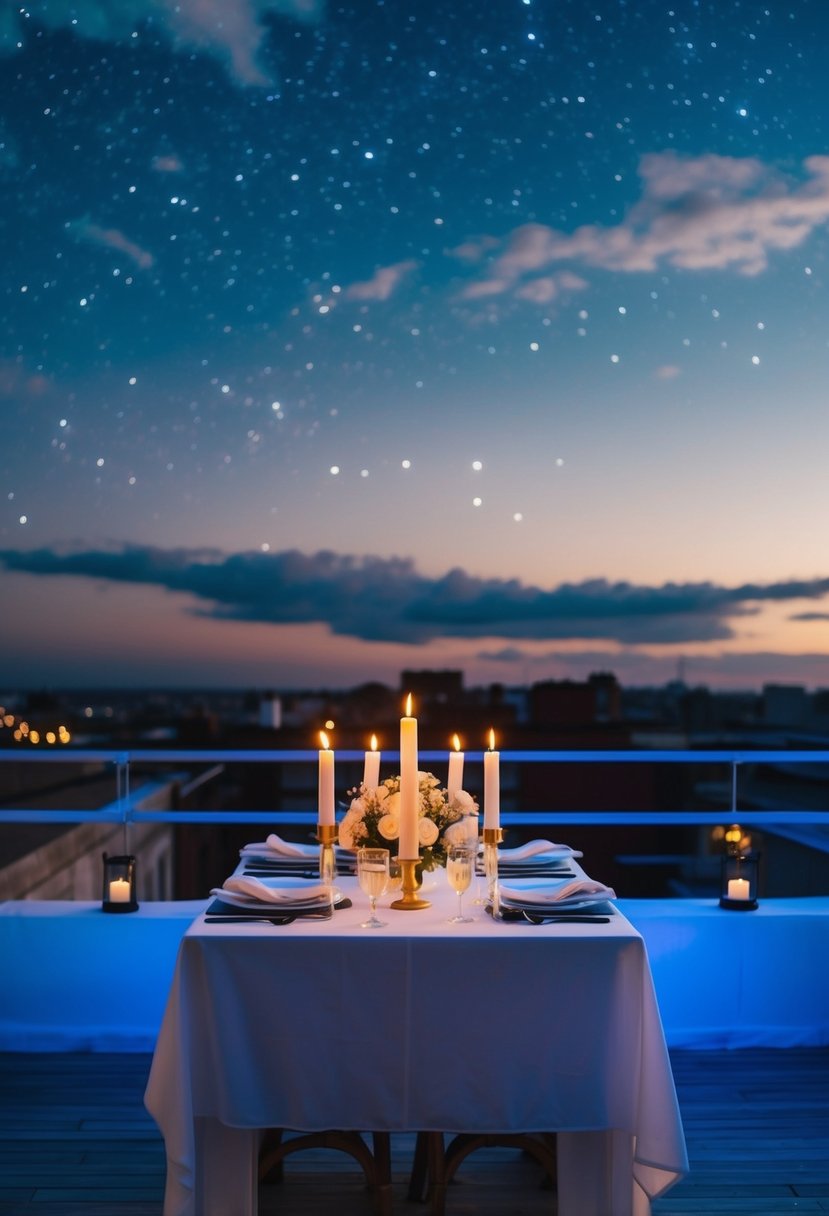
[338,771,478,871]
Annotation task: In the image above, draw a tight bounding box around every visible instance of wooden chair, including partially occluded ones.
[259,1128,392,1216]
[408,1130,557,1216]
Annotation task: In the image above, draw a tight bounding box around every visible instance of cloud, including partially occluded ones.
[2,544,829,649]
[457,152,829,301]
[513,271,588,304]
[68,218,155,269]
[345,260,418,302]
[1,0,323,88]
[475,645,829,692]
[789,611,829,622]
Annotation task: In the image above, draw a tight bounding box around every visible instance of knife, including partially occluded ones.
[495,868,576,878]
[242,868,320,879]
[486,905,610,924]
[205,906,337,924]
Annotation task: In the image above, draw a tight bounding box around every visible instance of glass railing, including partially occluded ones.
[1,747,828,831]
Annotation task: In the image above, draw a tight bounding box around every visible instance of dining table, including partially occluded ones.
[145,862,687,1216]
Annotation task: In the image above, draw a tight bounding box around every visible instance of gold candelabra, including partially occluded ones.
[317,823,337,886]
[390,857,431,910]
[483,826,503,916]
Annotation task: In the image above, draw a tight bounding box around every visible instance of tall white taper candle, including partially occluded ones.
[447,733,464,800]
[483,728,500,831]
[363,733,381,788]
[399,695,418,857]
[318,731,335,827]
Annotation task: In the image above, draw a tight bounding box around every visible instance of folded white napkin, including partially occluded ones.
[240,834,318,859]
[213,875,332,906]
[497,838,583,862]
[500,877,616,905]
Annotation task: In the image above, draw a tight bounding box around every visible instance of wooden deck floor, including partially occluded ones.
[1,1048,828,1214]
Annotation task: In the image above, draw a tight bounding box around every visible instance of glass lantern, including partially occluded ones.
[102,852,138,913]
[719,850,759,911]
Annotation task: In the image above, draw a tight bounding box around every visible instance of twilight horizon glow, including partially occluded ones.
[2,0,829,692]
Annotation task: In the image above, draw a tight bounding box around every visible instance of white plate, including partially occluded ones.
[499,877,614,911]
[500,896,614,915]
[212,877,346,910]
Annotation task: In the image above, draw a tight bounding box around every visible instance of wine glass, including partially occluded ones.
[446,843,475,923]
[357,847,390,928]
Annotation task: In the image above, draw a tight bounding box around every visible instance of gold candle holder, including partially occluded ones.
[317,823,337,886]
[390,857,431,910]
[482,827,503,916]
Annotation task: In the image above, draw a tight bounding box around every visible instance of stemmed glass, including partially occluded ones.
[469,829,486,905]
[446,843,475,923]
[357,847,390,928]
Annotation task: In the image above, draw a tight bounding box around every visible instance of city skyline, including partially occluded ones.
[2,1,829,692]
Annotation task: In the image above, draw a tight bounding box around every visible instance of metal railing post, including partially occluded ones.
[115,751,131,854]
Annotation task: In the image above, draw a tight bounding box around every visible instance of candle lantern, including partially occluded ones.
[719,848,759,911]
[102,852,139,913]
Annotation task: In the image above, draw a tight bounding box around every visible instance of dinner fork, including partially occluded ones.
[205,907,335,925]
[485,905,610,925]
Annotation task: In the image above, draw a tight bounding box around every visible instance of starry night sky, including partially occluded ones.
[2,0,829,691]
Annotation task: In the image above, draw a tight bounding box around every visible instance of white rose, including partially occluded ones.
[338,821,356,849]
[384,790,401,818]
[426,788,444,811]
[452,790,476,813]
[418,771,440,788]
[442,820,468,847]
[374,784,389,804]
[378,813,399,841]
[418,817,439,846]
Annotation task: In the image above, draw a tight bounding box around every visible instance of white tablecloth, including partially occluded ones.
[145,876,687,1216]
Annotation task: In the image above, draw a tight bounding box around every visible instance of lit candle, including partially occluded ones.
[318,731,335,827]
[399,694,418,858]
[727,877,750,901]
[447,733,464,800]
[109,877,131,904]
[363,733,381,788]
[483,728,500,831]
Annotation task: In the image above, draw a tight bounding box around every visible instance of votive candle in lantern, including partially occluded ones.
[102,852,137,913]
[363,734,381,788]
[318,731,335,827]
[399,694,418,858]
[483,728,500,830]
[447,734,464,800]
[727,877,750,901]
[109,877,131,903]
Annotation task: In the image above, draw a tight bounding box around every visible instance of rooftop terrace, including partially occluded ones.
[2,1048,828,1216]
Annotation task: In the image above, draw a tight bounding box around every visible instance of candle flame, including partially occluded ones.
[319,730,330,750]
[488,728,496,751]
[370,733,378,752]
[405,693,413,717]
[452,733,461,752]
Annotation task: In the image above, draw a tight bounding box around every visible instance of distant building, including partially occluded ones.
[258,692,282,731]
[401,669,464,705]
[763,684,809,728]
[529,673,621,727]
